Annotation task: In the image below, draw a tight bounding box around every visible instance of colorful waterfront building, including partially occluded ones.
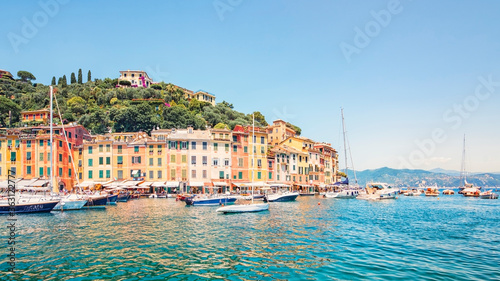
[21,109,55,125]
[185,128,212,193]
[210,128,232,192]
[166,129,190,193]
[246,125,269,183]
[80,134,114,186]
[266,119,296,147]
[230,125,250,187]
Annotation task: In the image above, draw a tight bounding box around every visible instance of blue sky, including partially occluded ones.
[1,0,500,172]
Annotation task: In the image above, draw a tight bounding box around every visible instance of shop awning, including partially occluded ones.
[166,181,179,187]
[189,181,204,187]
[151,182,166,187]
[212,181,228,186]
[139,181,154,187]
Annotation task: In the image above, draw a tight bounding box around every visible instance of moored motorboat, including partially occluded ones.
[424,187,440,197]
[185,194,237,206]
[0,199,59,214]
[264,191,299,202]
[442,189,455,195]
[357,183,399,200]
[107,194,118,205]
[479,190,498,199]
[83,194,108,208]
[117,192,131,202]
[53,194,88,211]
[216,203,269,213]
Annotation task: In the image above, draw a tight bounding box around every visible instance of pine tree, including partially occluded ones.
[70,72,76,84]
[51,76,56,85]
[87,70,91,82]
[58,77,62,85]
[78,68,82,84]
[62,75,68,87]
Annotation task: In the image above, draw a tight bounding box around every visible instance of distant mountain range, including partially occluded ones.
[346,167,500,187]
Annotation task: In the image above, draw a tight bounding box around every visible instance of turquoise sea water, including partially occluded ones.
[1,194,499,280]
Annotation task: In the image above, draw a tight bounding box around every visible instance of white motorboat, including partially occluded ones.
[216,202,268,213]
[324,188,359,199]
[53,194,88,211]
[357,183,399,200]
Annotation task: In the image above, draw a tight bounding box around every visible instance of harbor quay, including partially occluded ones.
[0,119,340,193]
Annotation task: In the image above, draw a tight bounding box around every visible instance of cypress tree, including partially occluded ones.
[51,76,56,85]
[62,75,67,87]
[87,70,91,82]
[70,72,76,84]
[78,68,82,84]
[58,77,62,85]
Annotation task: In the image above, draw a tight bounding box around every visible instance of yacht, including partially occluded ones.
[357,183,399,200]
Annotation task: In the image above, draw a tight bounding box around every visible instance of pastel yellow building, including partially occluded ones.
[118,70,153,88]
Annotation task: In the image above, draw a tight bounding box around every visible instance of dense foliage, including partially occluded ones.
[0,73,302,136]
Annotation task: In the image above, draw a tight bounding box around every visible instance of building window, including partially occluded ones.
[88,170,93,179]
[117,170,123,179]
[214,143,218,151]
[225,143,229,152]
[158,158,162,166]
[269,172,272,180]
[202,156,207,166]
[213,158,219,166]
[233,145,237,152]
[149,171,154,179]
[244,146,248,153]
[182,169,186,179]
[191,156,196,165]
[170,169,175,180]
[106,144,111,152]
[26,152,32,161]
[106,157,110,165]
[117,156,123,164]
[157,171,162,179]
[27,166,32,174]
[233,136,237,142]
[202,142,207,150]
[69,168,72,177]
[59,141,63,147]
[134,146,139,153]
[202,170,207,178]
[191,142,196,150]
[39,140,44,146]
[238,158,243,167]
[149,158,154,166]
[181,141,188,150]
[257,159,262,167]
[219,171,224,179]
[39,167,43,177]
[224,159,229,166]
[59,154,63,162]
[238,172,242,179]
[118,145,122,153]
[182,155,187,163]
[132,156,141,164]
[99,157,103,165]
[27,140,31,148]
[59,168,62,177]
[261,136,264,144]
[99,170,103,178]
[171,155,176,162]
[257,172,261,179]
[261,147,265,154]
[192,170,196,178]
[99,144,103,152]
[88,146,93,154]
[106,170,110,178]
[88,159,93,167]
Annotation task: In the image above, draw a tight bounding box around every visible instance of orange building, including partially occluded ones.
[21,109,56,124]
[230,125,250,187]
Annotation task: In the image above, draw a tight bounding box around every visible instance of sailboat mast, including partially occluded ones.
[49,86,55,192]
[341,108,348,176]
[460,134,467,185]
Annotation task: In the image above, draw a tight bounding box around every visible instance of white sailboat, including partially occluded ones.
[324,108,360,199]
[457,135,481,197]
[47,86,88,210]
[217,114,269,213]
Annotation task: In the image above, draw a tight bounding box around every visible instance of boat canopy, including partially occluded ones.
[166,181,179,187]
[150,182,165,187]
[333,178,349,186]
[189,181,204,187]
[212,181,229,186]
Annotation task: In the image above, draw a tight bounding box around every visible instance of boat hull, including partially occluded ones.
[299,193,316,196]
[117,194,131,202]
[84,196,108,209]
[324,190,359,199]
[53,199,88,211]
[185,197,237,206]
[107,194,118,205]
[264,193,299,202]
[216,203,269,213]
[0,201,59,214]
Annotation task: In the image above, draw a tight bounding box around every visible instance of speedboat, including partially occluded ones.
[357,183,399,200]
[264,190,299,202]
[442,189,455,195]
[479,190,498,199]
[216,203,269,213]
[424,187,440,197]
[107,194,118,205]
[117,192,131,202]
[83,193,108,208]
[404,189,422,196]
[324,185,360,199]
[185,194,237,206]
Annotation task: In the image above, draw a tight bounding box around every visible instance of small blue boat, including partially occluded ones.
[117,193,131,202]
[264,192,299,202]
[185,195,237,206]
[83,195,108,209]
[107,194,118,205]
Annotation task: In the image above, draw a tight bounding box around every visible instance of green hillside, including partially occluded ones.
[0,70,300,135]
